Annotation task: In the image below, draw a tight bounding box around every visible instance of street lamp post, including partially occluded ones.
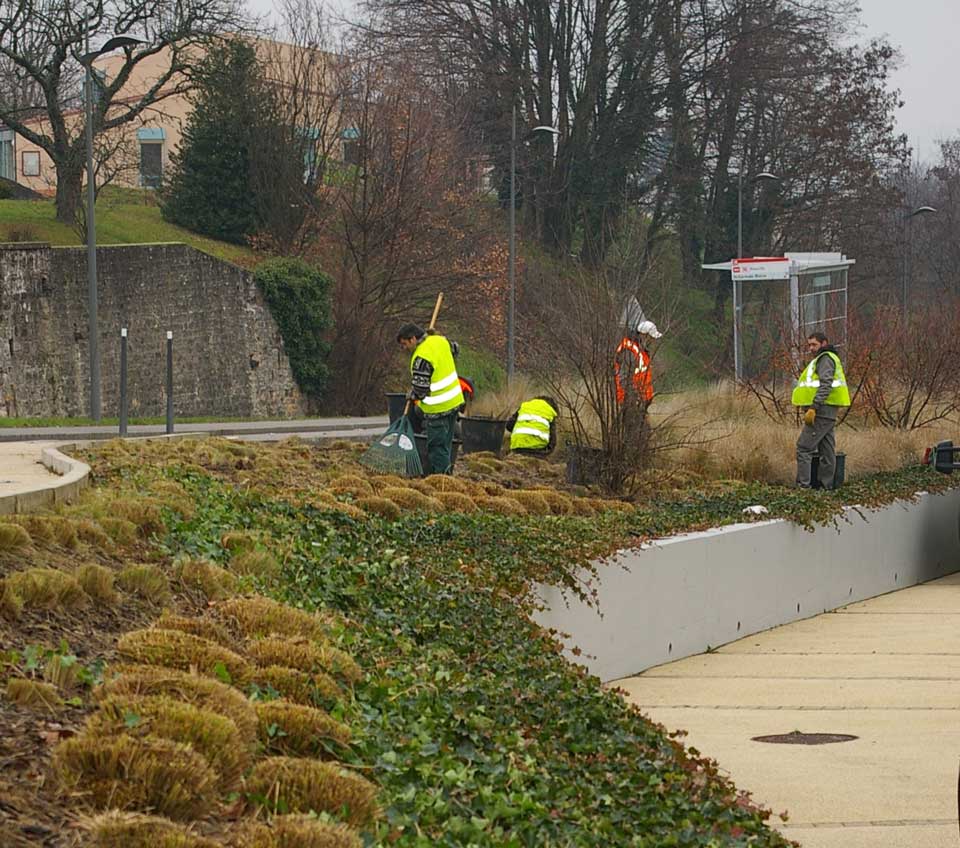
[80,34,143,421]
[507,105,558,381]
[734,170,779,381]
[900,205,937,318]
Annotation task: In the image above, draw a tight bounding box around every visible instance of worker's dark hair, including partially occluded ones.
[807,331,828,343]
[536,395,559,412]
[396,323,424,342]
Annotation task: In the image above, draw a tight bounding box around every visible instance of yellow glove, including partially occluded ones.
[803,408,816,426]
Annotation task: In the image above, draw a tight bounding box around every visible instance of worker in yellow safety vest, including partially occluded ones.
[791,331,851,489]
[397,323,465,474]
[507,396,559,454]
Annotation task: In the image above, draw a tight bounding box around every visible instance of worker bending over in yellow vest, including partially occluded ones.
[507,397,559,455]
[791,331,851,488]
[397,323,465,475]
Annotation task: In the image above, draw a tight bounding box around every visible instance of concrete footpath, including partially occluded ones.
[617,577,960,847]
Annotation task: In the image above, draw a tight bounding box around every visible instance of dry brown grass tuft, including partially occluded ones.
[173,557,239,602]
[253,665,341,707]
[534,490,574,516]
[355,496,402,521]
[74,519,113,551]
[505,491,552,516]
[112,498,166,537]
[217,596,328,641]
[255,700,351,756]
[464,458,501,475]
[44,654,80,690]
[245,756,377,825]
[472,496,527,517]
[116,565,170,604]
[116,629,254,685]
[0,522,32,552]
[327,502,366,521]
[236,815,363,848]
[53,732,218,819]
[76,564,118,604]
[155,613,237,649]
[221,530,260,554]
[98,517,140,547]
[597,499,634,514]
[6,514,55,545]
[97,665,258,745]
[49,516,80,549]
[5,678,62,708]
[230,549,282,580]
[328,476,374,498]
[5,568,88,610]
[434,491,477,513]
[0,577,24,619]
[423,475,474,495]
[91,694,250,790]
[85,810,220,848]
[380,487,443,513]
[569,498,598,516]
[150,480,196,519]
[246,638,361,685]
[477,481,506,497]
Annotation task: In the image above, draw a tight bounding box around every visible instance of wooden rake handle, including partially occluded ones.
[429,292,444,330]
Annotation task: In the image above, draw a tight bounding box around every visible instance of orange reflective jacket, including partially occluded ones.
[614,337,653,404]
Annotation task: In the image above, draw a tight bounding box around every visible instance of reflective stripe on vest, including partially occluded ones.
[791,351,851,407]
[510,399,557,451]
[412,335,464,414]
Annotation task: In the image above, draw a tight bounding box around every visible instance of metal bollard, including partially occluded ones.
[119,328,128,436]
[165,330,174,434]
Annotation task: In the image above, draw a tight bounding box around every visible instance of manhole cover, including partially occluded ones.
[752,731,858,745]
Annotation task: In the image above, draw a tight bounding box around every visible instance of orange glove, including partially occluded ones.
[803,408,816,426]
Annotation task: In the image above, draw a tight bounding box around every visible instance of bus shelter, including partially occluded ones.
[702,253,855,382]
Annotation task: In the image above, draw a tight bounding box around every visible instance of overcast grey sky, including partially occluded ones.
[250,0,958,164]
[857,0,959,163]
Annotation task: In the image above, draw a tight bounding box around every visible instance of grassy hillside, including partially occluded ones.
[0,189,256,267]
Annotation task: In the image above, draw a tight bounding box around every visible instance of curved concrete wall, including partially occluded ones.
[534,490,960,683]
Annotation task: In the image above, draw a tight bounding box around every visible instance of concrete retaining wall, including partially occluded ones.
[534,490,960,682]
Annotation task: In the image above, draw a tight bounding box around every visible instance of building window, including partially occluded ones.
[137,127,165,189]
[0,130,13,181]
[341,127,360,166]
[21,150,40,177]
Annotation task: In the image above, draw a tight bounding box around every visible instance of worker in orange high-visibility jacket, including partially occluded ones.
[614,320,661,406]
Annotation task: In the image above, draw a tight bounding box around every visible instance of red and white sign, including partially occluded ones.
[731,257,791,281]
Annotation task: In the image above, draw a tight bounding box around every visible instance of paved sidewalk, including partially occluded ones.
[617,576,960,847]
[0,441,60,497]
[0,416,388,443]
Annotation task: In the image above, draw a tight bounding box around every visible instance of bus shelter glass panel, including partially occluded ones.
[798,268,847,350]
[737,278,792,382]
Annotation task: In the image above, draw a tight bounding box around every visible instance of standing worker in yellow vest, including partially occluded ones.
[397,323,465,475]
[791,331,851,489]
[507,397,559,454]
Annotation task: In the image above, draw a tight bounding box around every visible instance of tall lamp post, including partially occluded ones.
[901,205,937,318]
[79,34,143,421]
[507,105,558,381]
[734,169,779,381]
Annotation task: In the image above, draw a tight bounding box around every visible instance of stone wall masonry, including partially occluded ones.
[0,242,306,418]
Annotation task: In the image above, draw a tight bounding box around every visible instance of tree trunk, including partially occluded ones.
[55,156,85,225]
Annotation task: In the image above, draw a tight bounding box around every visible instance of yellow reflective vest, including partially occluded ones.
[791,351,851,407]
[411,334,464,415]
[510,398,557,451]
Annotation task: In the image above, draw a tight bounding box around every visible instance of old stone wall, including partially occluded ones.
[0,242,306,418]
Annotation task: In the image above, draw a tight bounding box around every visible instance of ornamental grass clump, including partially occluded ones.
[380,487,442,513]
[49,516,80,549]
[472,496,527,517]
[5,568,88,610]
[327,502,366,521]
[44,653,80,690]
[534,490,574,516]
[112,498,166,537]
[218,596,328,641]
[569,498,598,516]
[76,564,118,604]
[116,565,170,604]
[96,665,258,745]
[247,638,361,685]
[116,629,254,685]
[85,810,220,848]
[355,496,401,521]
[505,491,552,515]
[7,514,55,545]
[150,479,196,519]
[173,557,239,601]
[98,517,140,547]
[155,613,237,649]
[254,665,341,707]
[237,815,362,848]
[0,522,31,552]
[245,757,377,826]
[5,678,62,708]
[423,474,474,495]
[0,577,24,619]
[74,519,113,551]
[54,732,218,820]
[230,549,282,580]
[328,476,374,498]
[91,694,250,790]
[221,530,260,554]
[255,701,351,756]
[434,491,477,513]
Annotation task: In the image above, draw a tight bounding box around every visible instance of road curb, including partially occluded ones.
[0,446,90,515]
